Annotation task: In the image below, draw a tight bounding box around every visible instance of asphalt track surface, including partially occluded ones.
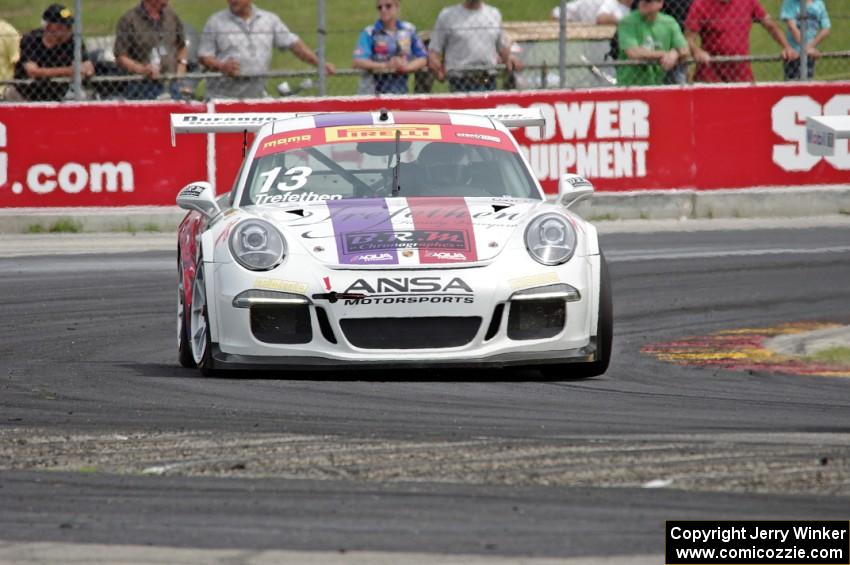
[1,223,849,561]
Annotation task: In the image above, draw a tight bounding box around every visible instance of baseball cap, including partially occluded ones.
[43,4,74,25]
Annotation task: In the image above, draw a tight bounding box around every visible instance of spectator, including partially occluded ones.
[0,19,20,99]
[596,0,635,24]
[428,0,516,92]
[662,0,693,28]
[114,0,188,99]
[199,0,335,100]
[780,0,830,80]
[551,0,605,24]
[685,0,797,83]
[617,0,689,85]
[10,4,94,102]
[352,0,427,95]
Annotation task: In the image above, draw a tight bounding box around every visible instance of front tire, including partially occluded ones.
[189,260,217,377]
[540,251,613,380]
[177,256,196,368]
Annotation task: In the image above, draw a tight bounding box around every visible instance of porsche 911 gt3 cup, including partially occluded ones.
[171,108,612,378]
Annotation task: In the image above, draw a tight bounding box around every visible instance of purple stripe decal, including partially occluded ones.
[326,198,399,265]
[314,113,374,128]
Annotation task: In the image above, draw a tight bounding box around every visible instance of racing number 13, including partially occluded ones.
[257,166,313,193]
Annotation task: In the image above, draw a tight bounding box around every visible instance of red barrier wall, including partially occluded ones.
[0,83,847,207]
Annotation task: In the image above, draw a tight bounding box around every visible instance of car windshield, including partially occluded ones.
[240,125,541,206]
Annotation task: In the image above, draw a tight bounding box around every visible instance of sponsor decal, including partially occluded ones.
[181,114,278,125]
[455,132,501,144]
[262,133,312,150]
[255,129,321,157]
[805,128,833,148]
[327,198,399,265]
[179,184,206,198]
[343,276,474,306]
[771,95,850,172]
[256,191,342,205]
[425,251,467,261]
[352,253,394,263]
[509,272,559,291]
[408,197,479,264]
[325,124,441,143]
[344,229,468,253]
[510,101,651,181]
[565,175,593,188]
[254,278,308,294]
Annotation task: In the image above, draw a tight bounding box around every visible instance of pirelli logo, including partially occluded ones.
[325,125,441,142]
[262,134,312,150]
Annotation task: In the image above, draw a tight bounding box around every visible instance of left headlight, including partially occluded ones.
[525,213,577,266]
[229,219,286,271]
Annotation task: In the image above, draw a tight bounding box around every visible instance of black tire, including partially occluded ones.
[177,254,196,369]
[540,251,613,380]
[189,260,218,377]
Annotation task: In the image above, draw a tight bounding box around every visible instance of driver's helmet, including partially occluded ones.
[417,142,470,185]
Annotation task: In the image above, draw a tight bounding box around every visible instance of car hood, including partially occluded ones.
[248,197,545,266]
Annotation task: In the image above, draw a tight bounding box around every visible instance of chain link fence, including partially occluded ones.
[0,0,847,102]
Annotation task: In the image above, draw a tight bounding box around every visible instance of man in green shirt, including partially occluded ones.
[617,0,689,86]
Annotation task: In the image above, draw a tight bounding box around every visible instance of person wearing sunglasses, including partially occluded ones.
[352,0,427,94]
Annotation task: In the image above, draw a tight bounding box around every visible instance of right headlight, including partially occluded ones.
[524,213,577,266]
[229,219,286,271]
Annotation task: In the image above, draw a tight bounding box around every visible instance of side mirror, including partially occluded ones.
[176,182,221,218]
[558,173,594,208]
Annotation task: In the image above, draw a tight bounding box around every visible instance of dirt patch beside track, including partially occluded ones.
[1,429,847,496]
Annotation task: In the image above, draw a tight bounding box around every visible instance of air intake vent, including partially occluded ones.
[341,317,481,349]
[250,304,312,344]
[507,299,565,340]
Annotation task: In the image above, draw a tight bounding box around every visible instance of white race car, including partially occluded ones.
[171,108,612,378]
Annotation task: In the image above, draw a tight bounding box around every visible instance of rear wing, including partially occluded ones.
[806,115,850,156]
[170,113,299,146]
[170,108,545,146]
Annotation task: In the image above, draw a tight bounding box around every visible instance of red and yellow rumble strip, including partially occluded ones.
[642,322,850,378]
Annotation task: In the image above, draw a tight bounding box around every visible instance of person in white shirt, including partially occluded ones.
[551,0,632,24]
[595,0,633,24]
[428,0,516,92]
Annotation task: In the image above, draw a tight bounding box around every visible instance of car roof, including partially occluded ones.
[268,110,500,136]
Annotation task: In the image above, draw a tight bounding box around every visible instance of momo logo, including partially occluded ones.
[344,230,468,253]
[262,133,312,150]
[772,95,850,171]
[325,125,441,143]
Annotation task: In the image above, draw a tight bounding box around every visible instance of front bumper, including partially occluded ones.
[205,249,599,369]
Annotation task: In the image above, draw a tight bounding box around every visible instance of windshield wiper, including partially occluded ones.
[391,129,401,197]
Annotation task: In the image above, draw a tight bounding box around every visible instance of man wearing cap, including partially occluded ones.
[114,0,189,99]
[198,0,335,99]
[10,4,94,101]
